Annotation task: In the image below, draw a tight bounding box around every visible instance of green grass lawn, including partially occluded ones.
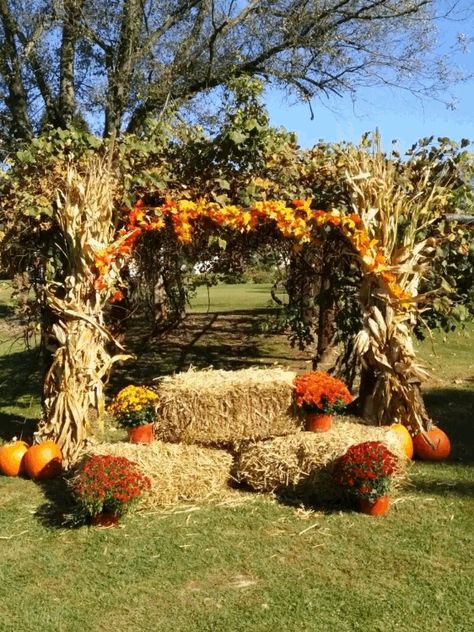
[188,282,285,313]
[1,282,473,631]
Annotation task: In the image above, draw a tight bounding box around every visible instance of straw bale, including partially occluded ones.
[82,441,234,508]
[154,366,302,446]
[234,419,407,505]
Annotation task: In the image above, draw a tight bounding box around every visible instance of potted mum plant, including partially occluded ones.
[109,385,159,443]
[72,455,151,526]
[333,441,398,515]
[293,371,352,432]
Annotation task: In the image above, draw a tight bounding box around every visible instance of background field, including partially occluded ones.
[0,281,473,632]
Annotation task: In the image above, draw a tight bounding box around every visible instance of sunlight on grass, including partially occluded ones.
[416,324,474,383]
[188,282,286,313]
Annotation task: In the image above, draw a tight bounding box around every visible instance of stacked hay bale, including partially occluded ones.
[153,366,302,446]
[77,367,303,509]
[80,367,408,509]
[233,420,406,506]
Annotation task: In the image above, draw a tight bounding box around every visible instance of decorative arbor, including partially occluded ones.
[35,138,467,464]
[110,194,434,436]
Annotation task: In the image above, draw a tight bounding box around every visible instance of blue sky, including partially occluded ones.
[265,9,474,151]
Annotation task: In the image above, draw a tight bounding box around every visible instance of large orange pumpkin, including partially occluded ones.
[0,440,29,476]
[413,427,451,461]
[23,441,63,480]
[388,423,414,459]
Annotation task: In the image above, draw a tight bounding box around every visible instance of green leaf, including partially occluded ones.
[451,305,468,321]
[228,130,248,145]
[216,178,231,190]
[16,150,34,164]
[23,207,40,217]
[440,279,454,294]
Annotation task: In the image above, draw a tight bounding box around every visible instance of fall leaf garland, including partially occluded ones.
[93,197,412,306]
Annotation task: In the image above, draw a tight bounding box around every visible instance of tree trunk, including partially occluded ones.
[0,0,32,140]
[104,0,142,137]
[58,1,83,126]
[357,365,378,420]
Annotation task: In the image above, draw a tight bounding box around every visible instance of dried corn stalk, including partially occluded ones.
[341,135,454,432]
[354,303,430,432]
[35,160,131,465]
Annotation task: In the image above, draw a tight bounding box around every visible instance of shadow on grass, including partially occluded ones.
[34,476,82,529]
[411,471,474,499]
[0,347,41,442]
[424,387,474,463]
[111,309,307,388]
[276,492,351,514]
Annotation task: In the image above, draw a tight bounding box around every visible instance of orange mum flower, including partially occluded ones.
[293,372,352,414]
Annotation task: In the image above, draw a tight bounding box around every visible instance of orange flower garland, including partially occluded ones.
[93,197,411,306]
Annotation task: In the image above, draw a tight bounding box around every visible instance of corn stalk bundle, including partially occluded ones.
[354,304,430,432]
[341,135,454,432]
[35,160,130,466]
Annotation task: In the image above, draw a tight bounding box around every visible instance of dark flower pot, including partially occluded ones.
[90,512,120,527]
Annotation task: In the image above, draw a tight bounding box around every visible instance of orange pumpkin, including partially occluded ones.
[388,423,414,460]
[0,440,29,476]
[23,441,63,480]
[413,427,451,461]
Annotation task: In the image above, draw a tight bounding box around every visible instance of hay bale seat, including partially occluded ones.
[153,367,302,446]
[233,420,407,505]
[83,441,234,509]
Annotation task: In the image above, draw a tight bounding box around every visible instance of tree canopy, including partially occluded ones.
[0,0,470,148]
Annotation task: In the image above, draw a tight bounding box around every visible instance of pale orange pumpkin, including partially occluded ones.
[388,423,414,459]
[413,427,451,461]
[0,440,29,476]
[23,441,63,480]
